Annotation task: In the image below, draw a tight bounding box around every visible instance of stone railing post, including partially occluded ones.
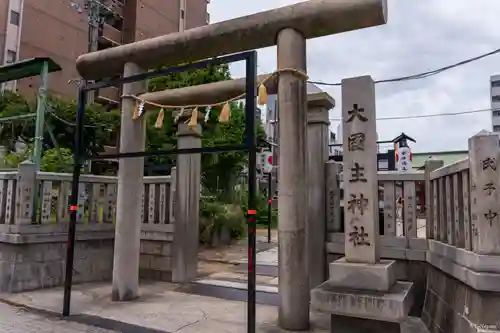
[325,161,341,233]
[424,160,443,239]
[172,110,203,283]
[311,76,413,331]
[468,131,500,254]
[169,167,177,224]
[15,160,36,224]
[306,92,334,290]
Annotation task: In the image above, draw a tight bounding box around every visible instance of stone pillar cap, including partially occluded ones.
[307,92,335,110]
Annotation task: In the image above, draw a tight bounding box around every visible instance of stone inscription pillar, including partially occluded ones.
[326,161,342,233]
[469,132,500,254]
[341,76,379,264]
[306,92,334,289]
[172,112,202,283]
[112,62,146,301]
[277,28,309,331]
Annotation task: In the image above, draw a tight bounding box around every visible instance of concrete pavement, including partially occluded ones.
[0,302,113,333]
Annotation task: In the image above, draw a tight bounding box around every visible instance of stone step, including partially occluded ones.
[193,271,279,294]
[234,263,278,277]
[194,279,278,294]
[229,247,278,266]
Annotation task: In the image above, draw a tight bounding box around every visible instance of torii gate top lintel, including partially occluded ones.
[76,0,387,80]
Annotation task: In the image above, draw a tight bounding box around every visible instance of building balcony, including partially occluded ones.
[96,86,119,106]
[102,0,124,18]
[99,24,121,48]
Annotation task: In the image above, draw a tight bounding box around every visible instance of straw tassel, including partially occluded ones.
[188,108,198,127]
[132,100,140,120]
[258,83,268,105]
[154,108,165,128]
[219,102,231,123]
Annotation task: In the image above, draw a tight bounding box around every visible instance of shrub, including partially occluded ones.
[199,198,246,246]
[238,186,277,228]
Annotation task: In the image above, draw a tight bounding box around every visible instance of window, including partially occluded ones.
[9,10,19,26]
[180,9,185,19]
[493,125,500,132]
[6,50,16,64]
[492,80,500,88]
[493,95,500,102]
[493,111,500,117]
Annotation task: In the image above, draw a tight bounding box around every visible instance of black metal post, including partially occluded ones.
[245,51,257,333]
[267,172,272,244]
[62,88,86,317]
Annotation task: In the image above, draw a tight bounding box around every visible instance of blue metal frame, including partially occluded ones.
[63,51,259,333]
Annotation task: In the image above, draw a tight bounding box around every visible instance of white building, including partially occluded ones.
[490,75,500,134]
[329,122,343,157]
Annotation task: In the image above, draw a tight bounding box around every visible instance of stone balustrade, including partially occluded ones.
[6,163,174,226]
[327,169,427,262]
[324,131,500,332]
[0,162,176,292]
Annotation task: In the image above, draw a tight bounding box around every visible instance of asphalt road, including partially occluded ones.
[0,302,114,333]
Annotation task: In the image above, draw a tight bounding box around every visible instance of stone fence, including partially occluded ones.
[325,131,500,333]
[327,167,426,260]
[0,161,176,292]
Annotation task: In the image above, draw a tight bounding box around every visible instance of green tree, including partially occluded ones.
[147,64,266,198]
[40,148,73,173]
[0,90,120,156]
[4,147,73,173]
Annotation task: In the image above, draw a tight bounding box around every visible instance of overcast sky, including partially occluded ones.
[208,0,500,153]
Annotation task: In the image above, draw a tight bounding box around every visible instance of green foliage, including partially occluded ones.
[3,145,32,169]
[239,186,277,228]
[44,95,120,155]
[0,90,120,156]
[199,197,246,246]
[146,63,266,198]
[3,146,74,173]
[0,91,33,151]
[148,64,231,91]
[145,63,232,171]
[40,148,73,173]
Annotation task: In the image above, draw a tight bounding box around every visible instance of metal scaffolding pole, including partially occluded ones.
[33,61,49,170]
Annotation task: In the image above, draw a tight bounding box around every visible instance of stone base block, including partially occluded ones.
[311,280,414,323]
[328,258,396,291]
[330,314,401,333]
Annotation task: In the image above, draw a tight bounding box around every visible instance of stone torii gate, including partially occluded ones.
[75,0,388,330]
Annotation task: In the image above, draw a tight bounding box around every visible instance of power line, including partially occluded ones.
[329,107,497,122]
[309,47,500,87]
[47,108,112,130]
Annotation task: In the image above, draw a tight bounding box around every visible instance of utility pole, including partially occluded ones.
[70,0,123,104]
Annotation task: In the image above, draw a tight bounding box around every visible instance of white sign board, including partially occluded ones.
[259,152,273,173]
[397,147,412,172]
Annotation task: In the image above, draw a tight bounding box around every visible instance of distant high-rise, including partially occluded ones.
[0,0,209,104]
[491,74,500,135]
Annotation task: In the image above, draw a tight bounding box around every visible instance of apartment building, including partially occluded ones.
[491,74,500,135]
[0,0,210,103]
